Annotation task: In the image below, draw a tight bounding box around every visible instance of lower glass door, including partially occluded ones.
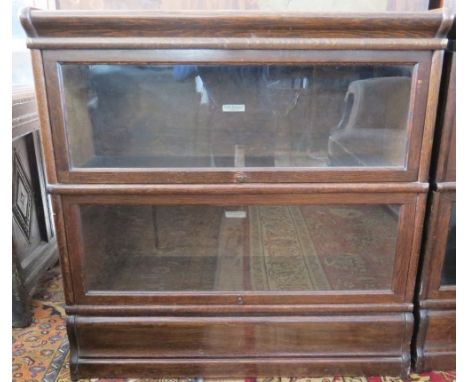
[77,203,400,293]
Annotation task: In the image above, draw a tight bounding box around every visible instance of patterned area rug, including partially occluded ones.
[12,266,456,382]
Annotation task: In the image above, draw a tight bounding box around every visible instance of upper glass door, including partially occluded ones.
[62,63,413,169]
[44,50,431,184]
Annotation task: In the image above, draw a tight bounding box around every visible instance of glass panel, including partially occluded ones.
[441,202,456,286]
[55,0,430,12]
[79,204,400,292]
[61,64,413,170]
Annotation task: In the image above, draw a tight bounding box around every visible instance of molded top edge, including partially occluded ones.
[20,7,453,40]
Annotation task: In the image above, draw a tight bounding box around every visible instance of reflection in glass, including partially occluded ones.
[80,204,400,292]
[441,203,456,286]
[61,64,413,169]
[55,0,430,12]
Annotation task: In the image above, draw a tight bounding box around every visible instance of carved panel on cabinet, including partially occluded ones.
[13,150,33,241]
[12,88,58,328]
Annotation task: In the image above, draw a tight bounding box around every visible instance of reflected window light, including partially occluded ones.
[12,0,52,88]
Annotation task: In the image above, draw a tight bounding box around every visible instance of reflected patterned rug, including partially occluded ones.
[12,266,456,382]
[216,205,397,291]
[81,204,397,292]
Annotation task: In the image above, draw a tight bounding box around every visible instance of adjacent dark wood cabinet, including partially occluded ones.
[21,4,454,379]
[414,40,455,372]
[12,87,58,328]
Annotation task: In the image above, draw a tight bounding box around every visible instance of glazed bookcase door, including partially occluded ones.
[421,191,456,301]
[440,201,455,287]
[43,49,432,184]
[56,190,424,306]
[414,190,456,372]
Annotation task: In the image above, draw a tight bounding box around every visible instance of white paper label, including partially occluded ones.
[225,211,247,218]
[222,104,245,112]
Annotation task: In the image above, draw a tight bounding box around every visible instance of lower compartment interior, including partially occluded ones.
[79,204,399,292]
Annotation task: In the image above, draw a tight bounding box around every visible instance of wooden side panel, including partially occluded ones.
[417,50,444,182]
